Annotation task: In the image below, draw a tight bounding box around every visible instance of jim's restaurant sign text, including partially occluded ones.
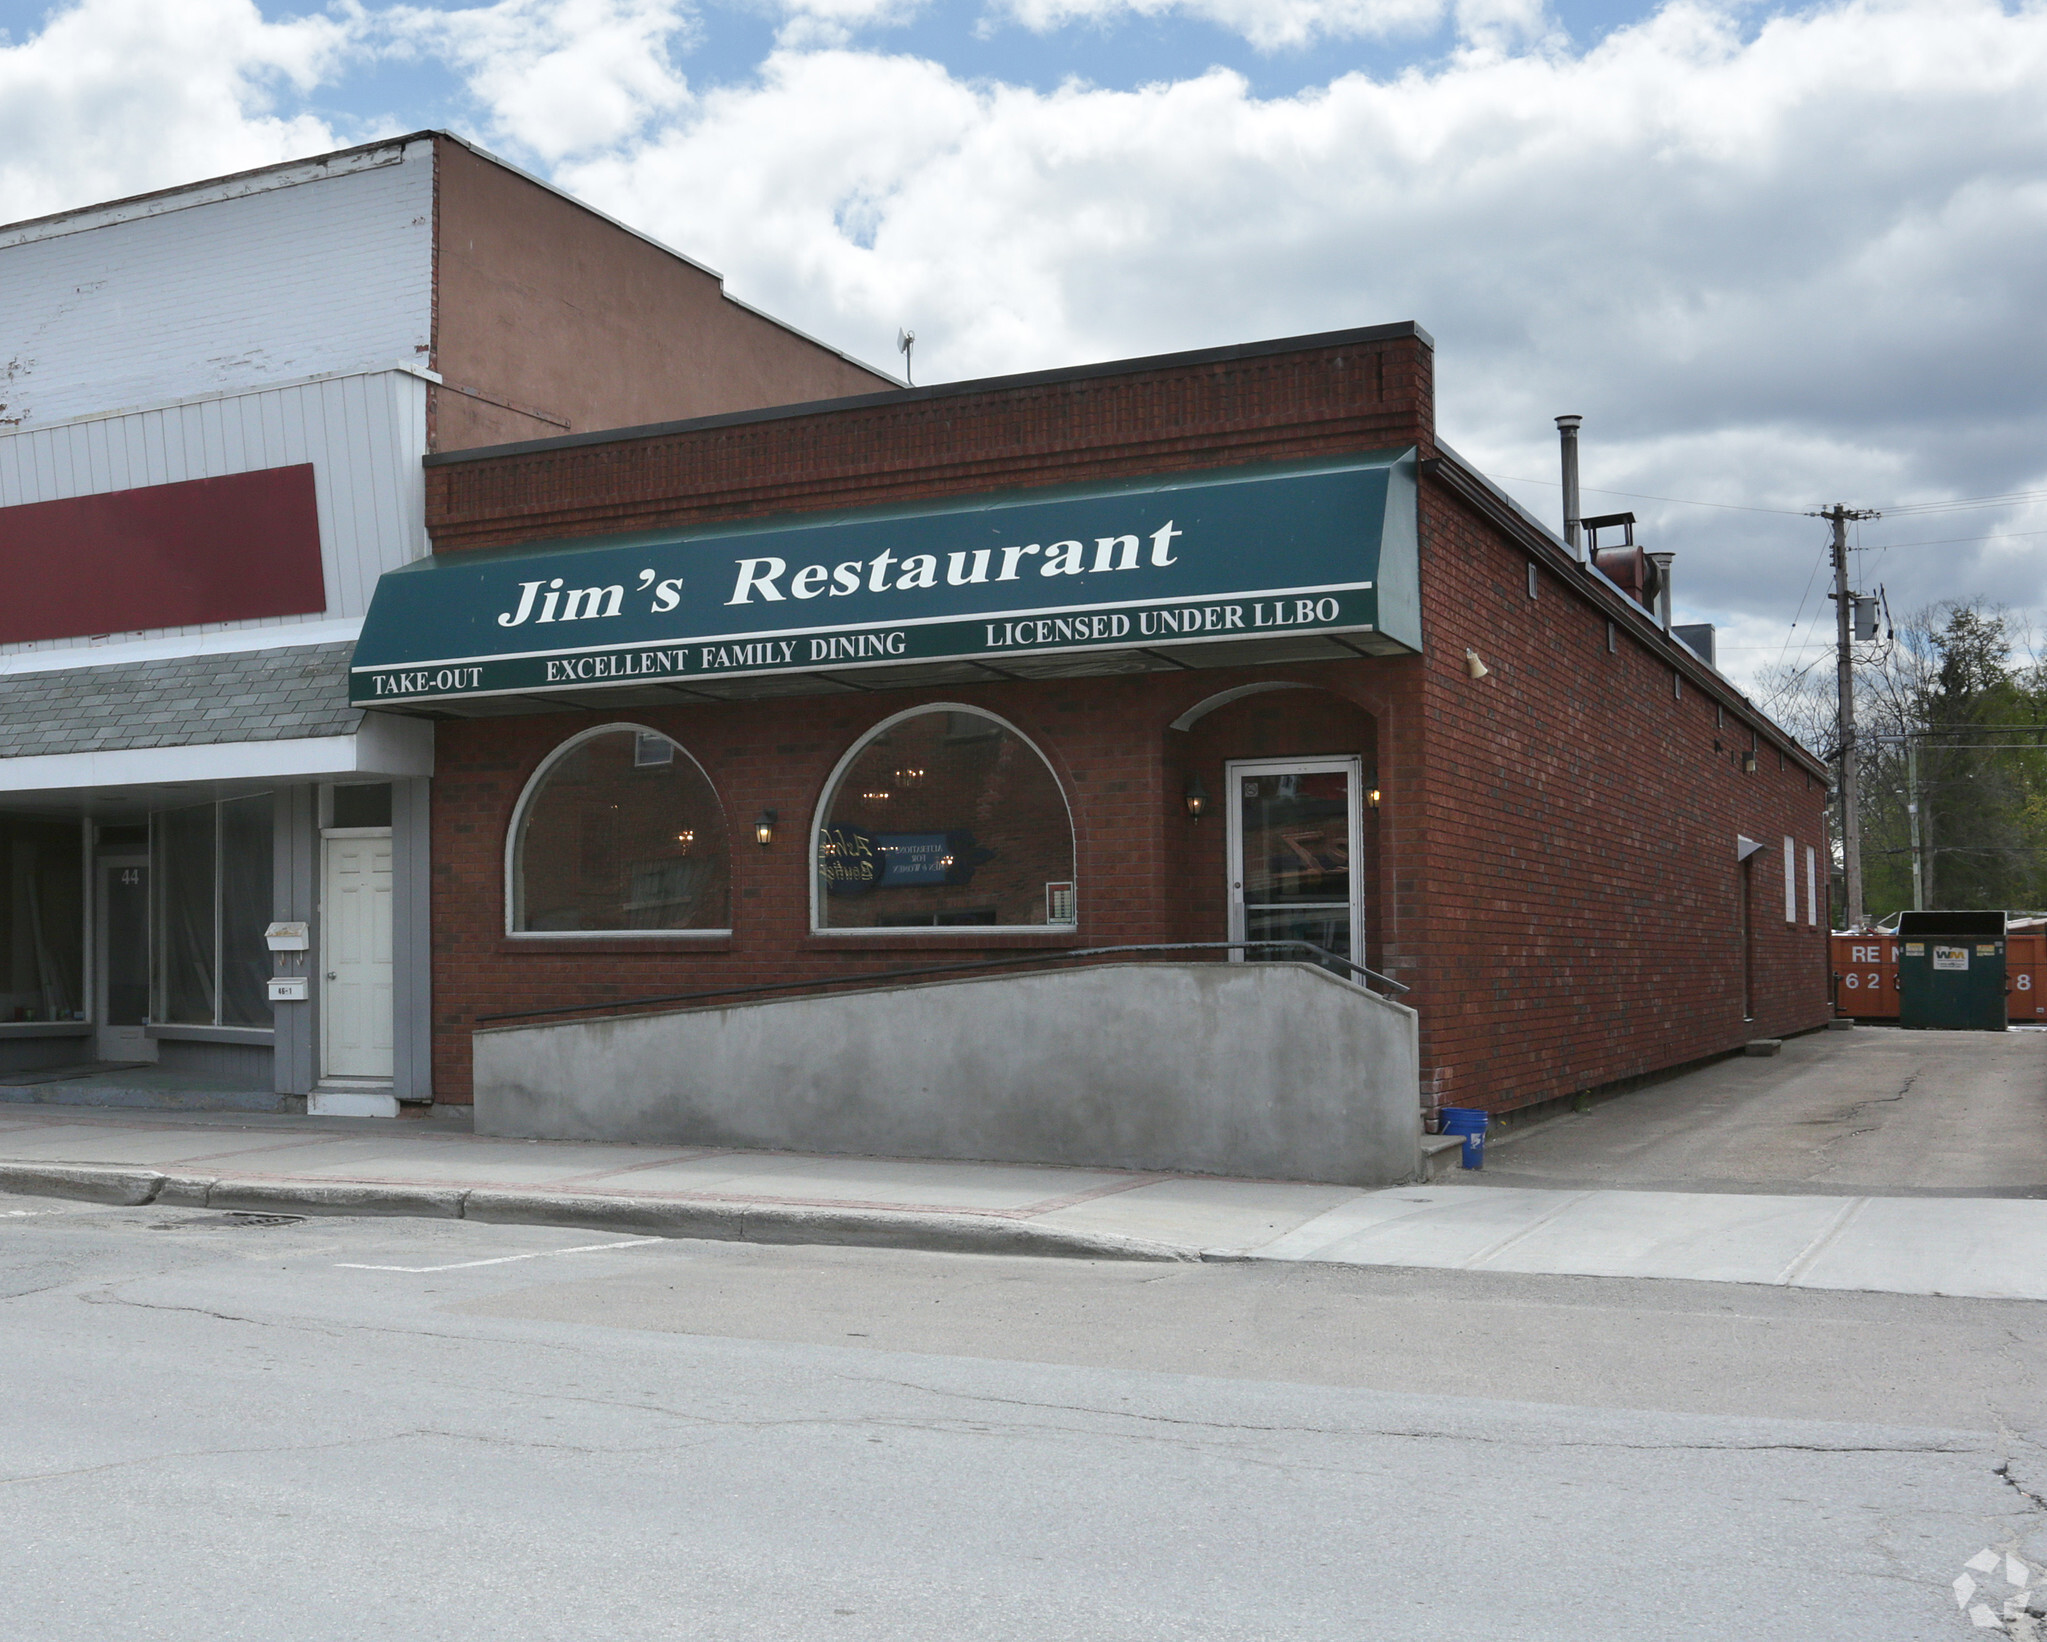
[350,455,1419,706]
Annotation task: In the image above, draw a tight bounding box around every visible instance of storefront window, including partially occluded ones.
[219,797,275,1027]
[156,804,215,1025]
[511,727,730,933]
[816,708,1075,929]
[0,817,85,1022]
[153,795,274,1028]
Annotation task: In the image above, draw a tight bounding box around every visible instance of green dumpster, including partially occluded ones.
[1896,911,2007,1032]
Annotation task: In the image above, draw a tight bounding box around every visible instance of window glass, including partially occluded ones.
[513,730,729,932]
[817,709,1074,929]
[0,817,84,1022]
[154,803,217,1025]
[219,795,275,1028]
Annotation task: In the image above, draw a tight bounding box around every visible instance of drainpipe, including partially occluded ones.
[1556,415,1583,558]
[1647,550,1675,630]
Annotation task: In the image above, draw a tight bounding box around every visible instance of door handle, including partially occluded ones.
[326,972,337,980]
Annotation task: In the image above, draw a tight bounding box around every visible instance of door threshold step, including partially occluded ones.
[308,1088,401,1119]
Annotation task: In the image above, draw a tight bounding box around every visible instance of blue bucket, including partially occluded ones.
[1437,1106,1489,1169]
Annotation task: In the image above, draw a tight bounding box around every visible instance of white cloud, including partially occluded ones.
[987,0,1547,52]
[0,0,346,224]
[376,0,697,161]
[995,0,1445,50]
[768,0,928,51]
[3,0,2043,696]
[548,0,2047,689]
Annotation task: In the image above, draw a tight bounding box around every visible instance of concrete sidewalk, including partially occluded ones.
[3,1104,2046,1301]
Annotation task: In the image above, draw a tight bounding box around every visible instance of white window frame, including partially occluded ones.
[1806,844,1818,926]
[809,702,1077,936]
[503,721,731,939]
[1783,835,1797,924]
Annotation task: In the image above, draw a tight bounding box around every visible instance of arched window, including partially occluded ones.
[814,706,1075,931]
[509,725,729,934]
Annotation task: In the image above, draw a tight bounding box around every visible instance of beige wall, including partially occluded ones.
[429,137,893,452]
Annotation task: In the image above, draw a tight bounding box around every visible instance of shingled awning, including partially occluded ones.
[0,641,432,799]
[0,643,361,760]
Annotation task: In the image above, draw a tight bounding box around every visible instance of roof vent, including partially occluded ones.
[1584,512,1652,610]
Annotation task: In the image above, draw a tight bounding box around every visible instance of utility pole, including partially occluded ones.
[1906,736,1925,911]
[1820,504,1880,928]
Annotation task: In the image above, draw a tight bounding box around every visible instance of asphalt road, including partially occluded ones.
[1484,1026,2047,1197]
[4,1191,2044,1641]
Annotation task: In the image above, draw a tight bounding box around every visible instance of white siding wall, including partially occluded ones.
[0,370,428,654]
[0,142,433,430]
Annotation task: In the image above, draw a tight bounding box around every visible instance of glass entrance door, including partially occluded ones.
[96,859,157,1063]
[1225,757,1362,971]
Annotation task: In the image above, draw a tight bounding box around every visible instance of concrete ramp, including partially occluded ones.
[473,961,1421,1186]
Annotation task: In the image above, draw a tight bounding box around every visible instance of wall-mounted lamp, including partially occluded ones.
[1368,787,1382,809]
[1740,751,1757,775]
[1184,773,1210,819]
[1464,649,1491,679]
[754,808,777,847]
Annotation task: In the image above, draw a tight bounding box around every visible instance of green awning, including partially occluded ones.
[351,452,1420,714]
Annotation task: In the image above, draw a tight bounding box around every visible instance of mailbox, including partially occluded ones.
[1897,911,2007,1032]
[264,921,310,952]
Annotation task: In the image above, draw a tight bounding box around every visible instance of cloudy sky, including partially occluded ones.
[2,0,2042,702]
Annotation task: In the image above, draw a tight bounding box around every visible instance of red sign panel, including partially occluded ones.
[0,464,326,645]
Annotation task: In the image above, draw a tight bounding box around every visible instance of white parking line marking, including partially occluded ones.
[336,1238,662,1273]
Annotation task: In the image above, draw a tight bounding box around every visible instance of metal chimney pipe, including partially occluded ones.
[1555,415,1583,557]
[1647,550,1675,630]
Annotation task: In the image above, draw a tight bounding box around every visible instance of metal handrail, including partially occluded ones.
[474,939,1410,1025]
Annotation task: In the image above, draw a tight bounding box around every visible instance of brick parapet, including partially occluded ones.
[425,332,1435,551]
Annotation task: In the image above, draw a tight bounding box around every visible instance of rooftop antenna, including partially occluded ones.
[897,328,916,387]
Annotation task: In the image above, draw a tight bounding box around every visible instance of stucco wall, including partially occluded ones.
[473,961,1423,1185]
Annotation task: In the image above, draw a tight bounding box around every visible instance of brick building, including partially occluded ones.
[0,134,889,1114]
[351,321,1832,1149]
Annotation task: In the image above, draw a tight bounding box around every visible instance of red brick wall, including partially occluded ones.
[428,663,1411,1102]
[429,134,893,452]
[420,328,1831,1115]
[1400,482,1832,1112]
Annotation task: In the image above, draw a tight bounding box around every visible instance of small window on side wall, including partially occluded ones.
[510,726,729,934]
[815,706,1075,930]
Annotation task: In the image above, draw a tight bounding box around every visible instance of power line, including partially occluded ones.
[1498,475,2047,522]
[1876,487,2047,516]
[1873,725,2047,734]
[1494,476,1809,516]
[1853,526,2047,551]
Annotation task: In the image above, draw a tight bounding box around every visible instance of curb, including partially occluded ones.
[0,1162,1195,1264]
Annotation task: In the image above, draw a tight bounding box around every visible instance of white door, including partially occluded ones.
[96,859,158,1064]
[322,831,394,1081]
[1224,757,1364,972]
